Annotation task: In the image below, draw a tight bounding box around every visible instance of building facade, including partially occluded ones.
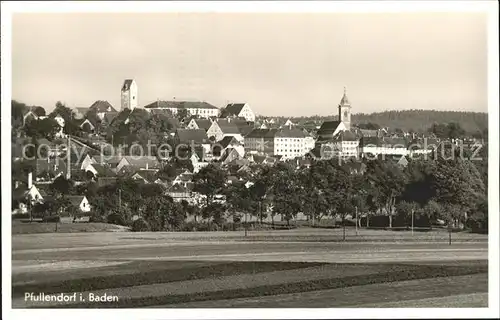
[121,79,138,111]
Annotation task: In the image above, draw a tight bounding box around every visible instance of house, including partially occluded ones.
[79,118,96,133]
[66,195,91,213]
[186,118,213,131]
[23,110,39,126]
[283,119,294,127]
[36,158,68,182]
[12,173,46,214]
[83,163,117,178]
[221,103,255,122]
[166,183,192,202]
[190,152,209,173]
[273,127,310,159]
[121,79,138,111]
[316,121,346,141]
[220,148,242,165]
[79,154,97,170]
[102,112,119,127]
[206,119,243,142]
[172,171,194,187]
[174,129,212,157]
[175,129,210,145]
[92,155,123,170]
[115,156,160,173]
[143,100,219,119]
[360,137,409,157]
[244,128,278,155]
[216,136,245,158]
[130,170,158,184]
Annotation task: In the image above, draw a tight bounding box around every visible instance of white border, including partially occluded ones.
[2,1,499,319]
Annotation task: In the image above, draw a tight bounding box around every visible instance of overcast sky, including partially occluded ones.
[12,12,487,116]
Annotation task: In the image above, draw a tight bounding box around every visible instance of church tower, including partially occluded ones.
[338,87,352,130]
[121,79,138,111]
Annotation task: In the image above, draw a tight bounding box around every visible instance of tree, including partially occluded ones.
[365,159,407,228]
[395,201,419,227]
[24,118,60,140]
[193,164,227,206]
[12,100,28,129]
[50,176,74,196]
[176,108,190,123]
[33,106,46,117]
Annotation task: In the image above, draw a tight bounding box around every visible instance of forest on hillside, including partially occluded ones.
[260,110,488,134]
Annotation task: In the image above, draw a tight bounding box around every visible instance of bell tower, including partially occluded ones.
[338,86,351,130]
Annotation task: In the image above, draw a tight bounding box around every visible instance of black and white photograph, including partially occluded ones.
[1,1,499,319]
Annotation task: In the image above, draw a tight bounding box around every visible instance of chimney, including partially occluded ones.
[28,172,33,189]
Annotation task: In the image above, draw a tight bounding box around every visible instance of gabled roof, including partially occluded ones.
[122,79,134,91]
[90,164,116,177]
[317,121,342,136]
[220,148,241,163]
[89,100,117,113]
[223,103,246,116]
[66,195,86,207]
[360,136,382,147]
[167,183,189,193]
[336,130,359,142]
[144,100,218,110]
[216,119,241,134]
[93,155,123,166]
[245,128,279,139]
[176,129,210,144]
[359,129,379,137]
[192,119,213,130]
[219,136,241,148]
[275,127,307,138]
[132,170,158,183]
[102,112,119,124]
[75,107,89,115]
[383,137,409,148]
[122,156,160,169]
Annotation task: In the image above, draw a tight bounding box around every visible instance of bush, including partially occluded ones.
[42,215,60,223]
[89,214,106,223]
[12,213,31,220]
[131,218,150,232]
[107,213,127,226]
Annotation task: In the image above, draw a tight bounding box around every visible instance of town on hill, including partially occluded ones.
[11,79,488,233]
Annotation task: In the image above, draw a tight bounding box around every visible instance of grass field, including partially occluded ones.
[11,230,488,309]
[11,221,130,234]
[12,259,488,308]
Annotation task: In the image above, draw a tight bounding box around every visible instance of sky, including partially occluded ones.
[12,12,488,116]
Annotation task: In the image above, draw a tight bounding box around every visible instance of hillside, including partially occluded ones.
[261,110,488,134]
[352,110,487,133]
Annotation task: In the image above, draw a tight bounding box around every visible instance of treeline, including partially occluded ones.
[259,110,488,135]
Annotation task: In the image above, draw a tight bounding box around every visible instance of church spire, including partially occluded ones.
[340,86,350,106]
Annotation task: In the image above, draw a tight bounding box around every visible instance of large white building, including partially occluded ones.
[144,100,219,119]
[244,127,313,159]
[121,79,138,111]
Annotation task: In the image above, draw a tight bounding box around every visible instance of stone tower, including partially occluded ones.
[338,87,352,130]
[121,79,138,111]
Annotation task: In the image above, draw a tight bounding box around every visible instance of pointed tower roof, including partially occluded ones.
[339,86,351,106]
